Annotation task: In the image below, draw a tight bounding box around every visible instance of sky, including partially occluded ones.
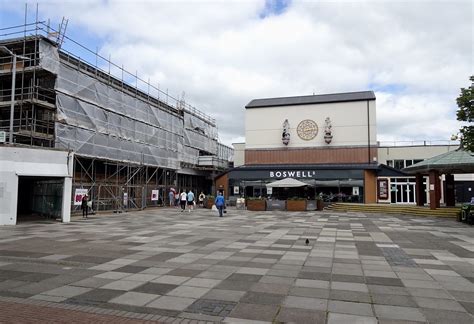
[1,0,472,147]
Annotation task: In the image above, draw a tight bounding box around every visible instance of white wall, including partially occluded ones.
[245,100,376,149]
[232,143,245,167]
[377,145,459,163]
[0,146,73,225]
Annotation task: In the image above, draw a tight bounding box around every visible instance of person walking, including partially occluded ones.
[180,190,187,212]
[81,194,89,218]
[174,191,180,208]
[187,189,195,212]
[215,192,225,217]
[168,189,175,207]
[198,191,205,207]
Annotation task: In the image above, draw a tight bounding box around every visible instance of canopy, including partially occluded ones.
[266,178,311,188]
[403,149,474,174]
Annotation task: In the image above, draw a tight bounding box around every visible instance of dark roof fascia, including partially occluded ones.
[245,91,375,109]
[233,163,380,171]
[377,164,408,177]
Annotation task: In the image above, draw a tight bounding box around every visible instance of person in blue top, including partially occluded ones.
[187,190,195,212]
[215,192,225,217]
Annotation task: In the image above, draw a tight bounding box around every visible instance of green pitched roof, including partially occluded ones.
[403,149,474,174]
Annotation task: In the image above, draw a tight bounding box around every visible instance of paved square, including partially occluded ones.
[0,207,473,323]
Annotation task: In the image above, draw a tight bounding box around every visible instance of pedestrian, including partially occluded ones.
[187,189,195,212]
[215,192,225,217]
[168,189,175,207]
[198,191,205,207]
[174,191,180,208]
[81,194,89,218]
[180,190,187,212]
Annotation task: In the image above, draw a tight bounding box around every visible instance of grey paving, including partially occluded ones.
[0,207,473,323]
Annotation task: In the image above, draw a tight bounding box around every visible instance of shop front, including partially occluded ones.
[218,163,381,206]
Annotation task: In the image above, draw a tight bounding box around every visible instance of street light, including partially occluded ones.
[0,45,28,144]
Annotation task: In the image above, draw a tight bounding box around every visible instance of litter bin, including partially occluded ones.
[461,204,473,224]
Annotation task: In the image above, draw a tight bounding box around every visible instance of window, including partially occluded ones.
[405,160,413,167]
[414,159,423,165]
[394,160,405,170]
[387,160,393,167]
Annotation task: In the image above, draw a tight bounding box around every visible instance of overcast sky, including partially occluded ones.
[1,0,472,146]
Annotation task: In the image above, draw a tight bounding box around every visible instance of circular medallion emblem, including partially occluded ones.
[297,119,318,140]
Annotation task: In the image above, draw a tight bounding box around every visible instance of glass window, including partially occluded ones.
[387,160,393,167]
[394,160,404,170]
[405,160,413,167]
[414,159,423,164]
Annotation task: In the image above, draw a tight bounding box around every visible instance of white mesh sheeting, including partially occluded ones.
[39,39,60,74]
[53,60,183,168]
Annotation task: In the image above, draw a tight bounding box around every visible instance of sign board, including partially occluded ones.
[377,179,389,200]
[267,187,273,195]
[151,189,159,201]
[74,188,88,206]
[123,192,128,206]
[0,131,5,143]
[269,170,316,178]
[352,187,359,196]
[233,186,239,195]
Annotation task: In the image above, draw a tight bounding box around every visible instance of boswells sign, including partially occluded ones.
[269,170,316,178]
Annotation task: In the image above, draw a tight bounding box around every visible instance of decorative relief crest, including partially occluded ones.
[324,117,333,144]
[282,119,290,145]
[297,119,318,140]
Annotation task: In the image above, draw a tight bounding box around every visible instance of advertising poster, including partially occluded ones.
[377,179,389,199]
[74,188,88,206]
[123,192,128,206]
[151,189,159,201]
[233,186,239,195]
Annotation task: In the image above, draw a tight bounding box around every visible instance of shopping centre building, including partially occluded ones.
[217,91,472,206]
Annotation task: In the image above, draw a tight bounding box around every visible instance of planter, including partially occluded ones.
[316,199,324,211]
[247,199,266,211]
[287,199,307,211]
[205,197,215,209]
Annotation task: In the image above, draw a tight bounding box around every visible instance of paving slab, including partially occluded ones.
[374,304,427,322]
[327,312,377,324]
[227,302,279,322]
[108,291,160,306]
[328,300,373,316]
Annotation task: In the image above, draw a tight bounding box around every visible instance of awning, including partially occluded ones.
[403,149,474,174]
[266,178,311,188]
[304,179,363,187]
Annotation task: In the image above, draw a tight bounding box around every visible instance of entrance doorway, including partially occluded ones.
[390,178,416,204]
[17,176,64,222]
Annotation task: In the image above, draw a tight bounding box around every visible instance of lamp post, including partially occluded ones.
[0,46,28,144]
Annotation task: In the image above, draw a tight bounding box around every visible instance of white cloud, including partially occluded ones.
[4,0,472,145]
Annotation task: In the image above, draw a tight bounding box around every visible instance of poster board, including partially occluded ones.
[151,189,159,201]
[352,187,359,196]
[74,188,88,206]
[123,192,128,206]
[377,179,389,200]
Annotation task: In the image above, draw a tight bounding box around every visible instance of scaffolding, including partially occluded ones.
[0,16,232,213]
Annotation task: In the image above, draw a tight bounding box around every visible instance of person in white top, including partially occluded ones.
[180,190,187,212]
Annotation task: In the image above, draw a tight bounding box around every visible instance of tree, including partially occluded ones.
[456,75,474,151]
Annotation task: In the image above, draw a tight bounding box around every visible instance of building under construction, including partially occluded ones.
[0,22,233,225]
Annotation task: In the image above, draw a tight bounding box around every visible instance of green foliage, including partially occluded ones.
[456,76,474,151]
